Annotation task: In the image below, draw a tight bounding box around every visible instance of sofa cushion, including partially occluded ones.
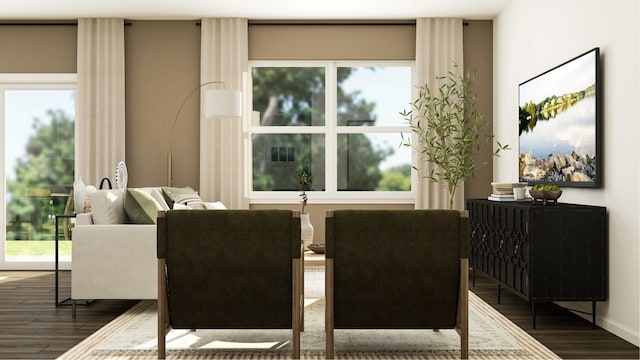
[88,189,128,224]
[124,188,166,224]
[149,188,170,210]
[162,186,202,209]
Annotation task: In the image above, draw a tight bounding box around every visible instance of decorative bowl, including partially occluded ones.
[529,189,562,205]
[307,243,325,254]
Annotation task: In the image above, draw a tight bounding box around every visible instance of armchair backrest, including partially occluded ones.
[325,209,469,329]
[157,209,301,329]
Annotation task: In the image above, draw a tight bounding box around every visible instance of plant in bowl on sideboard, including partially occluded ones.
[529,184,562,205]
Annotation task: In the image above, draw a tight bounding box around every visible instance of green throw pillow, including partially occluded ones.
[161,186,201,209]
[124,188,165,224]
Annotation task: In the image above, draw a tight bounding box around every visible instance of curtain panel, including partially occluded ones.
[200,18,249,209]
[75,18,126,186]
[414,18,464,210]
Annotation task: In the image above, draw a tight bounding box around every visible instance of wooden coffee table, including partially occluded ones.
[304,250,325,267]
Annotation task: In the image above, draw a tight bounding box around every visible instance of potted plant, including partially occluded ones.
[297,164,313,248]
[401,64,509,209]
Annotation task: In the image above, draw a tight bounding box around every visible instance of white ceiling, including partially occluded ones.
[0,0,512,20]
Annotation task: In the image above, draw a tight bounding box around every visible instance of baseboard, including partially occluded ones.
[569,309,639,347]
[555,300,639,347]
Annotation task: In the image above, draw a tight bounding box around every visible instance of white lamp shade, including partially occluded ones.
[204,89,242,118]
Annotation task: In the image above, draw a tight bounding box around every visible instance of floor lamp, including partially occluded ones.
[167,81,242,187]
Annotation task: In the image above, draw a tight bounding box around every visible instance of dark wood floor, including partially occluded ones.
[470,274,638,359]
[0,270,637,359]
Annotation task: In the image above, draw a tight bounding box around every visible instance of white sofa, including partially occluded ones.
[70,185,225,313]
[71,212,158,302]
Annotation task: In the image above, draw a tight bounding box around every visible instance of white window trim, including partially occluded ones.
[0,73,77,270]
[246,61,415,205]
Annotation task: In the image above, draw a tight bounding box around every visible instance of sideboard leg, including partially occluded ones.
[532,301,537,329]
[592,301,597,329]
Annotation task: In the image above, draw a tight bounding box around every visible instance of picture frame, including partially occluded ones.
[518,47,601,188]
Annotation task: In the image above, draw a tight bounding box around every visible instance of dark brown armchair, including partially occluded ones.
[325,210,469,359]
[156,209,303,359]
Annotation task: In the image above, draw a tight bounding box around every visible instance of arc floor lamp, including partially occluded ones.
[167,81,242,187]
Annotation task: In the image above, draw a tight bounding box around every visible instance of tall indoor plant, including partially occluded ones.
[401,64,509,209]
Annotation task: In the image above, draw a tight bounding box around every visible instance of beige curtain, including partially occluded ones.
[75,18,126,186]
[414,18,464,210]
[200,18,248,208]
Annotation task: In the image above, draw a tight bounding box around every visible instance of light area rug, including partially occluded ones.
[59,269,559,359]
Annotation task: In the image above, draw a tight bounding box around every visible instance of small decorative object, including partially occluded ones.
[513,186,527,200]
[529,184,562,205]
[115,161,128,190]
[308,243,325,254]
[73,176,87,214]
[99,177,112,189]
[297,164,313,249]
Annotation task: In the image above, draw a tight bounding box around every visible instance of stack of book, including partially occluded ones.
[488,193,516,201]
[488,193,531,202]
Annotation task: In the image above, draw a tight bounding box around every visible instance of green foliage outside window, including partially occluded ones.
[252,66,407,192]
[6,109,74,241]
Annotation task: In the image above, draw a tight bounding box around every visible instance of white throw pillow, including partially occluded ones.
[88,189,128,224]
[172,203,191,210]
[203,201,227,210]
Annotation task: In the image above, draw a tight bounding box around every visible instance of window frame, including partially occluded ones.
[0,73,77,270]
[247,60,415,205]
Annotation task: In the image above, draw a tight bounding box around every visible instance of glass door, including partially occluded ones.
[1,75,76,270]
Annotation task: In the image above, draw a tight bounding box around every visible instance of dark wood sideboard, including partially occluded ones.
[466,199,608,328]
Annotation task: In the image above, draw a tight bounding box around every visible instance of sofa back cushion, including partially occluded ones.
[124,188,167,224]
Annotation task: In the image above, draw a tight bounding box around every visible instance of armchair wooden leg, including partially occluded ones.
[292,258,301,359]
[158,259,169,359]
[301,251,305,332]
[456,258,470,359]
[325,258,335,359]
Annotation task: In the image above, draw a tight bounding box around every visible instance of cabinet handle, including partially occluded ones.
[514,244,519,255]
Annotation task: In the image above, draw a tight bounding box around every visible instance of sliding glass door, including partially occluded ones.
[1,74,76,270]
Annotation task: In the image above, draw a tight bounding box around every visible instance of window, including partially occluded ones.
[249,61,413,204]
[1,74,76,270]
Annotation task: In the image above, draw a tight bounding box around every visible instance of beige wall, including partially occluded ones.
[1,20,493,222]
[249,23,415,60]
[463,20,494,200]
[124,21,201,188]
[0,24,76,72]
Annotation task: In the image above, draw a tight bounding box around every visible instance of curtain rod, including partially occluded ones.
[248,20,417,26]
[0,21,77,26]
[1,20,467,27]
[247,20,469,26]
[0,21,132,26]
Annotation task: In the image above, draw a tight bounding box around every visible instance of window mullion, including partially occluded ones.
[325,62,338,196]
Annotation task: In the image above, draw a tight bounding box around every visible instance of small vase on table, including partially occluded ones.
[300,213,314,250]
